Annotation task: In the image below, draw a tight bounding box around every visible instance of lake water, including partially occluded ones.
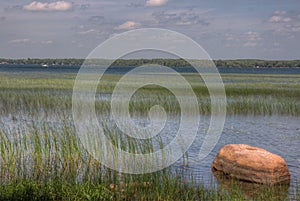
[1,64,300,198]
[1,113,299,201]
[176,115,300,184]
[129,115,300,186]
[1,64,300,74]
[2,114,299,187]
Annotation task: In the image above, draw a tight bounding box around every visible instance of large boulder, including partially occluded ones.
[212,144,290,185]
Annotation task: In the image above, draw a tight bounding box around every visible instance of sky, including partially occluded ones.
[1,0,300,59]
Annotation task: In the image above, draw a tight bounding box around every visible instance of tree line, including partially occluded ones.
[1,58,300,68]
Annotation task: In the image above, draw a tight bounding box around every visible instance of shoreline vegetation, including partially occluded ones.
[1,58,300,68]
[0,66,300,200]
[0,113,298,200]
[1,73,299,116]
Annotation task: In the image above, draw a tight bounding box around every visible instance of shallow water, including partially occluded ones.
[130,115,300,187]
[3,114,299,184]
[181,115,300,185]
[1,113,300,199]
[1,65,300,199]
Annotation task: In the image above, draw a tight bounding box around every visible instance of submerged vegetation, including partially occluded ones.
[0,119,297,200]
[0,70,299,200]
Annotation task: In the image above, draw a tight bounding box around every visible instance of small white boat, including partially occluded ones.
[42,64,49,67]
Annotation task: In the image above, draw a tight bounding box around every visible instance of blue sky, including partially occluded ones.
[1,0,300,59]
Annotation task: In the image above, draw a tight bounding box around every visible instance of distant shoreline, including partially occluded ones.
[1,58,300,68]
[1,63,300,69]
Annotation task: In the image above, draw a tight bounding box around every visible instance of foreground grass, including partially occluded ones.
[0,178,296,201]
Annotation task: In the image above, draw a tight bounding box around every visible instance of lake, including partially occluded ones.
[0,64,299,199]
[1,64,300,74]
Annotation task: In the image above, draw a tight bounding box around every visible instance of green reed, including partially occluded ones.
[0,177,298,200]
[0,71,300,200]
[1,72,300,116]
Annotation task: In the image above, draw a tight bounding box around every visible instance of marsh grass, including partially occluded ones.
[0,177,298,200]
[0,72,300,200]
[1,73,300,116]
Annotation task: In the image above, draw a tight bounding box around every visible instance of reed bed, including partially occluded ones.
[0,71,300,200]
[1,117,296,200]
[0,119,298,200]
[0,89,299,117]
[1,72,300,116]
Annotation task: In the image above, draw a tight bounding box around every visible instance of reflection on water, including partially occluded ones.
[169,115,300,199]
[160,115,300,184]
[212,170,290,200]
[1,114,300,197]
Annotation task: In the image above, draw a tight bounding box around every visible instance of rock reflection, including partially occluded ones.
[212,170,290,200]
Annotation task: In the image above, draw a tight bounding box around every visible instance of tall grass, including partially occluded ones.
[0,72,300,200]
[0,121,297,201]
[1,89,299,117]
[1,73,300,116]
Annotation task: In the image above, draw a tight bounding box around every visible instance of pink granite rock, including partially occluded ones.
[212,144,290,185]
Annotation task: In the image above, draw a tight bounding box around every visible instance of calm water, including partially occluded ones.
[1,64,300,74]
[186,115,300,184]
[131,115,300,186]
[2,114,299,186]
[1,64,300,198]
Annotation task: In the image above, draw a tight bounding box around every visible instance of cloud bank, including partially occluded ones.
[267,10,300,35]
[23,1,72,11]
[153,10,210,26]
[9,39,31,44]
[146,0,168,7]
[115,21,140,30]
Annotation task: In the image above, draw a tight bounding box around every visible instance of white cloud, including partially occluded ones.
[244,31,262,41]
[243,31,261,47]
[274,11,286,15]
[23,1,72,11]
[269,15,282,23]
[267,11,300,35]
[285,24,300,32]
[226,31,262,48]
[269,15,291,23]
[243,33,259,47]
[9,39,54,45]
[79,29,98,35]
[41,40,53,44]
[243,42,257,47]
[225,33,235,41]
[9,38,31,44]
[115,21,140,30]
[283,17,292,22]
[146,0,168,7]
[292,26,300,32]
[127,2,143,7]
[152,10,210,26]
[268,11,293,23]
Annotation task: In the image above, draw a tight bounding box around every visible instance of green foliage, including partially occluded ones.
[1,58,300,68]
[0,72,300,116]
[214,59,300,68]
[0,178,296,200]
[0,71,300,200]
